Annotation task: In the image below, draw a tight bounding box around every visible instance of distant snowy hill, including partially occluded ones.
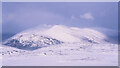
[1,25,118,66]
[3,25,111,50]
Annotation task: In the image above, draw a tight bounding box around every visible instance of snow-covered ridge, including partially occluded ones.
[45,25,108,43]
[1,25,118,66]
[3,25,110,50]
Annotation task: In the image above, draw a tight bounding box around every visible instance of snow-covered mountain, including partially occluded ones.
[1,25,118,66]
[3,25,111,50]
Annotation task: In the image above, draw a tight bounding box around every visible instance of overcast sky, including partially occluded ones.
[2,2,118,41]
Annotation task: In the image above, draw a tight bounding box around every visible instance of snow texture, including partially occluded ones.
[1,25,118,66]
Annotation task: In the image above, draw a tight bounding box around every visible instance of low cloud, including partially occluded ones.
[80,12,94,20]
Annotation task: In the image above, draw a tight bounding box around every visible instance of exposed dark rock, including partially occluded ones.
[3,35,63,50]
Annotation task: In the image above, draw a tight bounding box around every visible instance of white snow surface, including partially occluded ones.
[8,25,108,44]
[1,43,118,66]
[45,25,107,43]
[1,25,118,66]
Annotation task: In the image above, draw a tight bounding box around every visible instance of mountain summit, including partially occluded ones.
[3,25,110,50]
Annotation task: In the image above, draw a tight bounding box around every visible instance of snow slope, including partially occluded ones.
[3,25,110,50]
[45,25,107,43]
[1,25,118,66]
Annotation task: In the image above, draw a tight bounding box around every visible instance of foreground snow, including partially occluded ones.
[1,43,118,66]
